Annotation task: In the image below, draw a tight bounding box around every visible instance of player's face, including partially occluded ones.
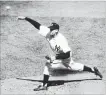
[50,29,58,36]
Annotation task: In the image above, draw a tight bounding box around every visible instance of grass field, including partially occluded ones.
[0,1,106,94]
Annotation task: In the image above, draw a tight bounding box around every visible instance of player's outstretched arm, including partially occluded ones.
[18,16,41,30]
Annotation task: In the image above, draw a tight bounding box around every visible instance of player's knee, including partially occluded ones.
[45,61,51,67]
[69,62,84,71]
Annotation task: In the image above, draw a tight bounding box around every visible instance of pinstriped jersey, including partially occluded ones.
[39,25,71,54]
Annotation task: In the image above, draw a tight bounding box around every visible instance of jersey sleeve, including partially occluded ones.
[61,43,71,53]
[59,34,71,53]
[38,25,50,37]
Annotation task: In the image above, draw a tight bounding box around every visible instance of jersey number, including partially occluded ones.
[55,45,60,52]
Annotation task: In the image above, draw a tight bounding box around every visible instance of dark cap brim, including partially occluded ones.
[48,26,55,31]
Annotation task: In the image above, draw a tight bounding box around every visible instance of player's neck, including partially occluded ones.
[50,33,58,38]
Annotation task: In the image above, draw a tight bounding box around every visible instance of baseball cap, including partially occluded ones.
[48,22,59,31]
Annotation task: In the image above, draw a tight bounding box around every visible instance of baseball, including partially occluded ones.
[6,6,11,10]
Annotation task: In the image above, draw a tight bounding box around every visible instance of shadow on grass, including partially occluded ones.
[16,77,101,87]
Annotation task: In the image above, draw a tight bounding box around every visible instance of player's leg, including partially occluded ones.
[50,59,67,69]
[34,61,50,91]
[34,59,63,91]
[69,59,103,78]
[42,59,67,86]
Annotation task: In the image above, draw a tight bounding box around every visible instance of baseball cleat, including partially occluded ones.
[94,67,103,79]
[33,85,48,91]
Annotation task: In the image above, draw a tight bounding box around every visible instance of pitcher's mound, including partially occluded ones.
[1,72,105,94]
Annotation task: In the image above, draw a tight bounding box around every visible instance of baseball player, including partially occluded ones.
[18,16,103,91]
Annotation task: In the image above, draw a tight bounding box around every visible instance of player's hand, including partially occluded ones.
[45,55,55,63]
[17,16,25,20]
[45,55,51,60]
[45,55,52,63]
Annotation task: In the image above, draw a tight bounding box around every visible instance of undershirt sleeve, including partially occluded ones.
[25,17,41,30]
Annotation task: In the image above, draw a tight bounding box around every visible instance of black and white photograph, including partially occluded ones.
[0,0,106,94]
